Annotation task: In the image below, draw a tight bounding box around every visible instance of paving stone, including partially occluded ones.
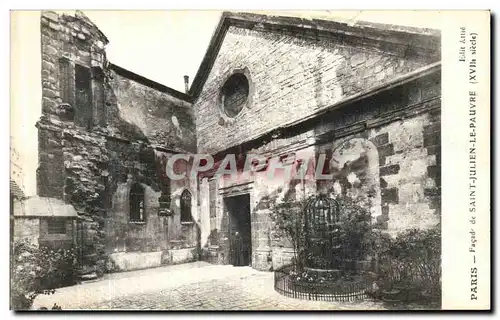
[32,262,410,310]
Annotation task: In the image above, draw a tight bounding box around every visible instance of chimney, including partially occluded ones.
[183,75,189,94]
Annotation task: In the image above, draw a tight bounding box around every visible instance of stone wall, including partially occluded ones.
[37,11,197,275]
[104,148,199,255]
[13,218,40,247]
[195,25,438,155]
[38,218,75,249]
[106,68,196,153]
[37,10,441,275]
[200,69,441,270]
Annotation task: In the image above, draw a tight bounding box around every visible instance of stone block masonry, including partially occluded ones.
[37,11,197,275]
[195,25,438,155]
[34,11,441,276]
[201,69,441,270]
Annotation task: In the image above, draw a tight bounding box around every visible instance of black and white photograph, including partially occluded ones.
[8,9,490,311]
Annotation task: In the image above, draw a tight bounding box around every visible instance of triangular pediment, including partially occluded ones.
[190,11,440,99]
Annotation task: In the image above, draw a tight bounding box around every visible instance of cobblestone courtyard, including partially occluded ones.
[33,262,395,311]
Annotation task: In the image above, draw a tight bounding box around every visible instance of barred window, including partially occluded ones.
[130,183,145,222]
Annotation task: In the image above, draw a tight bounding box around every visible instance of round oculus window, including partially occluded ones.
[221,73,249,118]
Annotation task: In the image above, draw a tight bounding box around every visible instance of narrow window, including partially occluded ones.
[209,179,217,218]
[158,182,171,214]
[91,66,106,126]
[157,157,171,216]
[180,189,192,222]
[75,64,93,129]
[58,58,75,107]
[130,183,145,222]
[159,164,171,209]
[47,219,67,235]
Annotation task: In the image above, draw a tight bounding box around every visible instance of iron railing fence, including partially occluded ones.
[274,264,372,302]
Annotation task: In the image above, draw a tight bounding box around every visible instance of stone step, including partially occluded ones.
[78,272,98,283]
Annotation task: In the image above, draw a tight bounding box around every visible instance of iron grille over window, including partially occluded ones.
[47,219,67,235]
[130,183,145,222]
[180,189,192,222]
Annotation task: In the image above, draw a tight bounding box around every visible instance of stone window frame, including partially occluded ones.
[217,67,254,124]
[58,57,76,122]
[180,189,193,224]
[58,57,106,130]
[129,182,146,224]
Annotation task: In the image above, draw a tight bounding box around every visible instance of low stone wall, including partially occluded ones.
[108,248,198,272]
[109,252,162,271]
[162,248,197,265]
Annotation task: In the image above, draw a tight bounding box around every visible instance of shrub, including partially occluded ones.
[377,224,441,299]
[269,198,307,269]
[330,196,372,265]
[301,195,372,270]
[270,194,373,271]
[11,240,77,310]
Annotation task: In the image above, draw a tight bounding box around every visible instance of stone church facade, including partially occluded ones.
[26,11,441,277]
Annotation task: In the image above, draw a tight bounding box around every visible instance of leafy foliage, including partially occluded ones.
[270,194,372,271]
[270,192,441,302]
[11,240,77,310]
[316,196,372,269]
[269,198,307,268]
[377,224,441,298]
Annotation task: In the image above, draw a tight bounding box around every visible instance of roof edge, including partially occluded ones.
[188,11,441,99]
[284,61,441,129]
[188,11,231,98]
[109,63,194,103]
